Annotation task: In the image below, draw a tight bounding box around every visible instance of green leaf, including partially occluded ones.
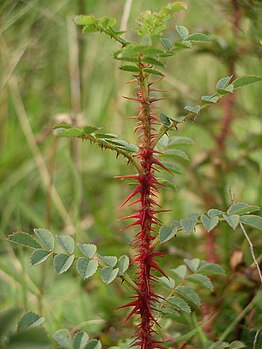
[77,258,98,279]
[143,68,164,76]
[107,139,129,148]
[77,243,97,258]
[227,202,260,216]
[233,75,262,89]
[33,228,54,250]
[119,65,139,72]
[186,273,213,290]
[159,134,169,147]
[18,312,45,331]
[187,33,209,41]
[201,214,219,232]
[162,149,190,161]
[169,136,194,145]
[207,209,222,218]
[201,95,219,103]
[100,266,119,284]
[159,226,177,243]
[125,143,139,152]
[171,220,181,229]
[53,254,74,274]
[161,161,183,174]
[117,255,129,275]
[240,215,262,231]
[31,249,52,266]
[99,255,117,267]
[176,286,201,307]
[185,105,201,114]
[83,125,99,134]
[99,17,117,29]
[54,128,83,137]
[222,214,240,230]
[73,331,89,349]
[174,41,192,49]
[160,113,171,126]
[160,38,172,50]
[168,296,191,314]
[53,124,72,130]
[95,133,118,139]
[171,265,187,279]
[184,258,200,272]
[180,218,196,233]
[228,341,246,349]
[217,84,234,94]
[157,178,177,191]
[53,329,73,349]
[85,339,102,349]
[198,262,225,275]
[176,25,189,40]
[161,308,180,317]
[142,57,165,67]
[56,235,75,255]
[159,276,175,289]
[9,232,41,249]
[74,15,95,26]
[216,76,232,90]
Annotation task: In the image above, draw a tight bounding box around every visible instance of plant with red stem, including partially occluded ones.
[8,3,262,349]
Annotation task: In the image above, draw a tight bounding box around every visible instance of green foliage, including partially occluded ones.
[161,258,225,319]
[17,311,45,331]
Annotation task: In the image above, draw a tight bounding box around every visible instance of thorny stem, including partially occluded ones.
[239,223,262,285]
[119,61,169,349]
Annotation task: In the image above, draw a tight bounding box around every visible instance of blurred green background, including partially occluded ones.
[0,0,261,348]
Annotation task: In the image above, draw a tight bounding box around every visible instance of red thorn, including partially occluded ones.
[150,261,169,279]
[120,185,141,208]
[152,157,172,174]
[114,175,139,180]
[122,96,140,102]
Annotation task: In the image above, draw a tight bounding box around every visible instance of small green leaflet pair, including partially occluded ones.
[17,311,101,349]
[159,201,261,243]
[8,229,129,285]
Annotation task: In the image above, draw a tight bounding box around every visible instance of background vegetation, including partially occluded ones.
[0,0,261,348]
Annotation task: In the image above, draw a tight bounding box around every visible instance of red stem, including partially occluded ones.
[120,63,166,349]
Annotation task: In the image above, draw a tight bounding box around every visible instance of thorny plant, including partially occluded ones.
[7,3,262,349]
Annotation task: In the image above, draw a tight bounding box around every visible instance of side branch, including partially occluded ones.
[81,133,144,175]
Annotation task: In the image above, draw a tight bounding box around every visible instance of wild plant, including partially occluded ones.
[7,3,262,349]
